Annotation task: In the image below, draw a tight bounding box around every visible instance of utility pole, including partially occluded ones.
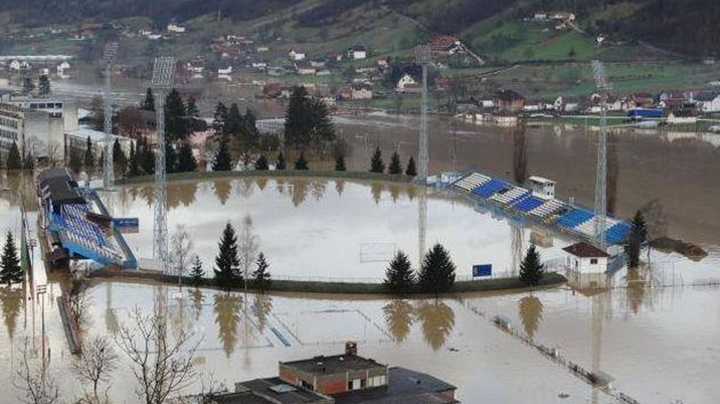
[591,60,610,251]
[102,42,119,191]
[151,57,177,274]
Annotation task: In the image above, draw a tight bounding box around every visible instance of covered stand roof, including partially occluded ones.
[562,242,610,258]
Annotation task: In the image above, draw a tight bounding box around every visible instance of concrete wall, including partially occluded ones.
[567,256,608,274]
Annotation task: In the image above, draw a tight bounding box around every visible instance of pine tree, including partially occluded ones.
[418,243,456,295]
[384,251,415,295]
[127,142,141,177]
[212,135,232,171]
[335,154,346,171]
[142,87,155,111]
[294,152,308,170]
[225,103,243,137]
[255,154,269,170]
[38,75,51,96]
[176,142,197,172]
[7,141,22,170]
[214,223,241,290]
[84,136,95,173]
[23,153,34,170]
[388,151,402,175]
[213,102,227,134]
[165,143,178,173]
[22,77,35,95]
[68,146,83,174]
[519,245,544,287]
[113,138,128,178]
[626,210,648,268]
[0,232,23,286]
[186,97,199,118]
[405,156,417,176]
[276,152,286,170]
[165,89,189,143]
[252,252,272,293]
[243,109,260,147]
[370,146,385,173]
[190,255,205,287]
[139,137,155,175]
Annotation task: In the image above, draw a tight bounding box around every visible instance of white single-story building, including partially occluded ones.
[527,176,556,199]
[562,242,610,274]
[667,110,697,125]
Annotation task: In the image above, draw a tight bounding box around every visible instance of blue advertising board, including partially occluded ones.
[113,218,139,229]
[472,264,492,277]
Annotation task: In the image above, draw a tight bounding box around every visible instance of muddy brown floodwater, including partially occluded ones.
[1,175,720,403]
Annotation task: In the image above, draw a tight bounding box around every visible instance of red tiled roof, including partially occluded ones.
[562,242,610,258]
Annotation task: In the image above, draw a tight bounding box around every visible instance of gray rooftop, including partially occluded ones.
[283,354,385,375]
[333,367,457,404]
[234,377,333,404]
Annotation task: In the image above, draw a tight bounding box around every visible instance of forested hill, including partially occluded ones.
[2,0,720,57]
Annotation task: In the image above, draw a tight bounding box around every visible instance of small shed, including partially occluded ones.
[563,242,610,274]
[528,176,556,199]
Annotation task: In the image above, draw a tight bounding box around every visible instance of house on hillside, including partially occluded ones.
[548,11,576,21]
[296,62,316,75]
[429,35,462,54]
[347,45,367,60]
[167,22,186,33]
[351,83,373,100]
[217,66,233,75]
[667,109,697,125]
[288,49,306,61]
[695,91,720,113]
[494,89,525,113]
[396,74,420,93]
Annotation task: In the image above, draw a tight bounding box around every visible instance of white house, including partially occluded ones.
[347,45,367,60]
[167,23,186,33]
[395,74,418,92]
[527,176,556,199]
[351,84,373,100]
[217,66,233,75]
[288,49,306,61]
[695,92,720,113]
[296,63,316,75]
[9,60,21,71]
[667,110,697,125]
[562,242,610,274]
[56,61,71,76]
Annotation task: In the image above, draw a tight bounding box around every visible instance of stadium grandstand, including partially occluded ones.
[37,168,137,269]
[451,171,631,246]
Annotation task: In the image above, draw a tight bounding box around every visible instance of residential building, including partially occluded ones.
[167,23,186,33]
[428,36,461,54]
[288,49,307,61]
[65,127,134,161]
[562,242,610,274]
[494,89,525,113]
[296,62,317,75]
[667,109,697,125]
[8,98,78,133]
[695,92,720,113]
[351,84,373,100]
[0,103,65,161]
[347,45,367,60]
[396,74,420,93]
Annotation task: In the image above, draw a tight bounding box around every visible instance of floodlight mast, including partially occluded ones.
[151,56,177,274]
[591,60,610,251]
[414,45,432,267]
[102,42,119,190]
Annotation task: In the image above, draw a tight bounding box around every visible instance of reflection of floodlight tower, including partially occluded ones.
[415,45,431,267]
[102,42,119,190]
[591,60,610,251]
[152,57,177,273]
[415,45,431,183]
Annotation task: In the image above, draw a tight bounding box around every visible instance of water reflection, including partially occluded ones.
[382,299,414,343]
[251,294,272,333]
[371,182,383,204]
[0,285,23,340]
[388,184,401,203]
[335,180,345,197]
[256,177,268,192]
[416,300,454,351]
[213,292,243,357]
[309,179,326,202]
[213,180,232,205]
[191,288,205,321]
[168,182,198,208]
[625,268,647,315]
[291,179,308,207]
[518,295,544,341]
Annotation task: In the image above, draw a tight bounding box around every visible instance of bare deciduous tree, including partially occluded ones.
[72,336,119,404]
[238,215,259,287]
[116,307,200,404]
[14,339,60,404]
[170,225,194,280]
[46,140,63,168]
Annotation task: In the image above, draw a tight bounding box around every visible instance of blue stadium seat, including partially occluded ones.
[473,179,507,198]
[513,195,545,212]
[606,222,631,244]
[557,208,594,228]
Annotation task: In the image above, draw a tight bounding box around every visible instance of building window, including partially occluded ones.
[590,258,598,264]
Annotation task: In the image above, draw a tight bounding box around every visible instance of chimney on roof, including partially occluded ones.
[345,341,357,356]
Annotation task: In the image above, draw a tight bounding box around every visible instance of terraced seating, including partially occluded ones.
[557,208,595,229]
[606,221,631,244]
[513,195,545,212]
[452,173,491,192]
[490,187,530,205]
[529,199,564,218]
[473,178,507,198]
[575,218,598,237]
[56,203,123,263]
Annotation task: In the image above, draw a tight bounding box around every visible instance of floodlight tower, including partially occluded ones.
[415,45,432,266]
[102,42,119,190]
[151,57,177,273]
[591,60,610,251]
[415,45,432,183]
